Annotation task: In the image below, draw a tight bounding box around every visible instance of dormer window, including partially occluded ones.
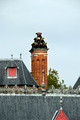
[7,67,17,78]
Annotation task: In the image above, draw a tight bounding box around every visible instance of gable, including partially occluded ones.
[55,110,68,120]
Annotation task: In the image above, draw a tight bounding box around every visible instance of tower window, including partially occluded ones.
[7,67,17,78]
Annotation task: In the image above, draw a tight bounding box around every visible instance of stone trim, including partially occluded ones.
[31,53,48,56]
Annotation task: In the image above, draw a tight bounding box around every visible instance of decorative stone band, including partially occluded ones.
[31,53,48,57]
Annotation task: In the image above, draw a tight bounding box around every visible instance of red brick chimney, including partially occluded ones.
[29,32,48,89]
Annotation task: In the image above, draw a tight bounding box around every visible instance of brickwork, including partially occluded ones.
[31,50,48,89]
[30,32,48,89]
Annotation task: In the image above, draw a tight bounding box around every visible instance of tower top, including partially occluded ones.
[36,32,42,37]
[29,32,48,52]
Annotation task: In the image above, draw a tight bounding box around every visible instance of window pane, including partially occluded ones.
[9,68,16,76]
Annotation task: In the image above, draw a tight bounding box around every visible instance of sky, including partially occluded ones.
[0,0,80,87]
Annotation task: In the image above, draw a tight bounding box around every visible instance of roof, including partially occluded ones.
[0,59,38,86]
[73,77,80,89]
[0,94,80,120]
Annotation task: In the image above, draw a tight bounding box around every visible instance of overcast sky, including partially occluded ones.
[0,0,80,87]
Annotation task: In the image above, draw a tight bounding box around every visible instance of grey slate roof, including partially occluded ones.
[0,94,80,120]
[52,110,59,120]
[0,59,38,86]
[73,77,80,89]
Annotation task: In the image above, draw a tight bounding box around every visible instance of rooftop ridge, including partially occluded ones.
[0,58,22,61]
[0,94,80,97]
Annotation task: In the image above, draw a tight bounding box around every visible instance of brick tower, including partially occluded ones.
[29,32,48,89]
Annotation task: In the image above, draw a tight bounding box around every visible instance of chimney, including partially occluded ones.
[29,32,49,89]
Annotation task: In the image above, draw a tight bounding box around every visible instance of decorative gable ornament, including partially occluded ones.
[52,96,68,120]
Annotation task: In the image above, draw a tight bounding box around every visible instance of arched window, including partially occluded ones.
[36,59,40,78]
[32,60,34,72]
[42,59,45,70]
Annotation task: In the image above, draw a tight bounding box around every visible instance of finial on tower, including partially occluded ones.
[36,32,42,38]
[29,32,48,52]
